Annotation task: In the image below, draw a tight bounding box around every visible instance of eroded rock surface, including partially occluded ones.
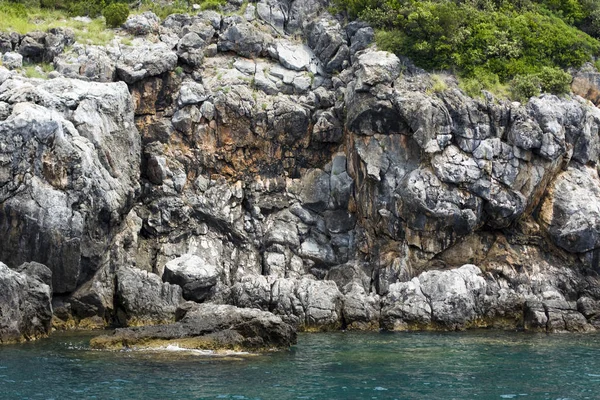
[1,2,600,339]
[91,303,296,351]
[0,262,52,343]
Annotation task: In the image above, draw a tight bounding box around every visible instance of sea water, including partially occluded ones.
[1,330,600,399]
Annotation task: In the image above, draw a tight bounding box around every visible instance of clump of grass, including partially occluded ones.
[137,0,189,20]
[426,74,448,94]
[67,19,114,46]
[24,63,46,79]
[120,36,133,46]
[40,62,54,73]
[458,68,510,100]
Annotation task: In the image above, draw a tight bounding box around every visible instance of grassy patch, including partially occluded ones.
[0,2,114,45]
[24,63,46,79]
[426,74,448,94]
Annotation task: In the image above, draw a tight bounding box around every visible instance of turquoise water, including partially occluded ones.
[1,331,600,400]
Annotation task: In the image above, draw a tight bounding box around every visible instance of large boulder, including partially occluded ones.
[218,19,273,57]
[539,166,600,253]
[0,262,52,343]
[115,266,184,326]
[90,303,297,351]
[381,265,487,330]
[116,42,178,83]
[162,254,223,302]
[123,12,160,36]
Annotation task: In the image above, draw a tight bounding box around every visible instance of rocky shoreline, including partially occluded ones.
[1,0,600,349]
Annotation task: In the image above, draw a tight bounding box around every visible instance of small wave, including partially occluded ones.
[138,344,252,356]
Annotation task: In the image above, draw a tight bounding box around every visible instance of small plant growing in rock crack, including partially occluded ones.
[174,66,184,76]
[426,74,448,95]
[24,64,46,79]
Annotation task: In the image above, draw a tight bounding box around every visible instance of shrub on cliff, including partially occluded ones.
[103,2,128,28]
[334,0,599,98]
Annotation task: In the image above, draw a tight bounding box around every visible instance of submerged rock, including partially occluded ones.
[90,304,296,351]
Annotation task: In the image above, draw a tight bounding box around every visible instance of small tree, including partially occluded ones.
[103,3,129,28]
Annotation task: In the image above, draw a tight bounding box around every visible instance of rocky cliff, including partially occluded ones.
[1,0,600,343]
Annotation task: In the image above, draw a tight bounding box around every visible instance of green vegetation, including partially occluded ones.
[17,61,53,79]
[427,74,449,94]
[103,3,129,28]
[334,0,600,99]
[137,0,225,19]
[0,1,115,44]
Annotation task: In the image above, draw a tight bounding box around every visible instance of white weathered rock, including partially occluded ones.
[163,254,223,302]
[2,52,22,70]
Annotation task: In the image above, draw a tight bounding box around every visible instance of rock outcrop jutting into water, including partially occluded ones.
[2,0,600,346]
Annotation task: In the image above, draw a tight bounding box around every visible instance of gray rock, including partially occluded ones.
[274,41,316,72]
[54,45,116,82]
[539,166,600,253]
[342,283,380,330]
[163,254,223,302]
[382,265,486,330]
[0,78,140,293]
[271,278,343,330]
[116,42,178,83]
[172,105,202,133]
[218,20,272,57]
[177,32,205,67]
[256,0,286,33]
[349,27,374,57]
[307,15,348,73]
[287,0,328,32]
[14,262,53,292]
[90,303,297,351]
[2,52,22,70]
[299,169,330,212]
[355,50,401,88]
[115,266,183,326]
[177,81,208,107]
[0,262,52,343]
[123,12,160,36]
[18,32,45,62]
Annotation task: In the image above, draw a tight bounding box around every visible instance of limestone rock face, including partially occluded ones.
[3,2,600,336]
[0,76,140,294]
[0,262,52,343]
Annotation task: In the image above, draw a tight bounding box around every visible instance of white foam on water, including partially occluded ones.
[138,344,252,356]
